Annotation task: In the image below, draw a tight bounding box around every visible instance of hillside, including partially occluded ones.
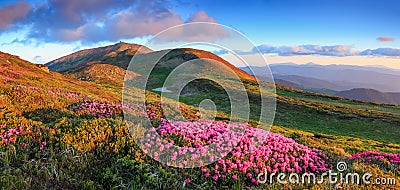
[43,43,400,144]
[2,47,399,189]
[135,48,256,89]
[62,62,140,86]
[0,51,120,109]
[273,74,356,91]
[46,42,153,72]
[274,78,302,89]
[336,88,400,105]
[58,46,256,92]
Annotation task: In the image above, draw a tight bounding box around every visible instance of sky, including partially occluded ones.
[0,0,399,68]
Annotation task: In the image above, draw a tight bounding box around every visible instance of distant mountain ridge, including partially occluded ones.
[273,74,361,91]
[240,63,400,105]
[268,63,400,92]
[240,63,400,92]
[336,88,400,105]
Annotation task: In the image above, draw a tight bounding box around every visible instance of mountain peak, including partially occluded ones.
[165,48,256,81]
[113,41,150,52]
[305,62,317,66]
[46,42,153,72]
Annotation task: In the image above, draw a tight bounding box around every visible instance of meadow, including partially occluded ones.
[0,51,399,189]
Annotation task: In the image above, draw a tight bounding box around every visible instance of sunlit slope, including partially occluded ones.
[46,44,400,145]
[46,42,152,72]
[0,51,120,114]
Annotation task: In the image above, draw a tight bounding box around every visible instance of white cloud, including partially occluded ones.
[360,48,400,56]
[254,44,357,56]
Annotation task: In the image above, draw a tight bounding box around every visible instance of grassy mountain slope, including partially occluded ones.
[0,51,120,112]
[46,42,152,72]
[45,43,400,146]
[62,62,140,86]
[2,45,398,189]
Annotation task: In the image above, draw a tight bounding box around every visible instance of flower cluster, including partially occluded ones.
[0,124,23,145]
[140,119,331,184]
[72,102,132,118]
[143,102,200,121]
[216,128,331,182]
[13,85,41,92]
[0,67,21,82]
[8,84,91,113]
[0,124,49,150]
[350,151,400,171]
[12,85,86,102]
[145,102,164,120]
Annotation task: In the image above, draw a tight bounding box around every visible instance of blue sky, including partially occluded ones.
[194,0,399,49]
[0,0,399,67]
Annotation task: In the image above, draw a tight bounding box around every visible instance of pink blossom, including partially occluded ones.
[232,174,238,181]
[212,175,219,181]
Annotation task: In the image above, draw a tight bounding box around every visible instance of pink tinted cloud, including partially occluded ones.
[0,2,31,29]
[57,9,185,42]
[329,45,353,52]
[109,10,183,38]
[186,11,218,23]
[27,0,171,42]
[117,10,230,42]
[377,36,395,42]
[2,0,228,43]
[154,11,230,42]
[58,26,86,42]
[49,0,132,24]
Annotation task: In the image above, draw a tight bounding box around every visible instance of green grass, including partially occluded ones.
[277,87,400,115]
[1,50,399,189]
[175,83,400,144]
[275,100,399,144]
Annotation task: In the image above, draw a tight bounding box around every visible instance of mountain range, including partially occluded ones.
[240,63,400,105]
[336,88,400,105]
